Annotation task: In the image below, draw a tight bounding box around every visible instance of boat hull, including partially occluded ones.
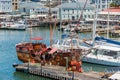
[0,27,26,31]
[16,51,71,66]
[82,57,120,67]
[17,52,35,62]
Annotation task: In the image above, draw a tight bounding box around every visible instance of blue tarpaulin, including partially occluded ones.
[95,36,120,46]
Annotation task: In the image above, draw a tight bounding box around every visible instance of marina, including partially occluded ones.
[1,0,120,80]
[0,26,111,80]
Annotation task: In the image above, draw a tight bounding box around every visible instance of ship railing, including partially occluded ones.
[105,67,120,73]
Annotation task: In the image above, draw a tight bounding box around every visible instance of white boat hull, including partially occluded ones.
[82,57,120,67]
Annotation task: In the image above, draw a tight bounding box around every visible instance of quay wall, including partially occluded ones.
[14,63,100,80]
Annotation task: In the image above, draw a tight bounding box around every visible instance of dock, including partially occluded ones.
[13,63,101,80]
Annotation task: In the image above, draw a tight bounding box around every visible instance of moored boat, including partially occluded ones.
[52,33,90,51]
[16,37,49,62]
[16,36,83,72]
[82,45,120,66]
[0,21,27,31]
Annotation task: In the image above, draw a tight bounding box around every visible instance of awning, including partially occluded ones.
[49,48,57,54]
[31,37,43,40]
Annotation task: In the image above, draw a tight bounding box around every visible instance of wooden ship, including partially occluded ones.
[16,35,84,72]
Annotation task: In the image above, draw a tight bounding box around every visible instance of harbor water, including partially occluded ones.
[0,27,108,80]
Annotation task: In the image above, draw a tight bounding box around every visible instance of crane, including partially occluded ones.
[77,0,88,27]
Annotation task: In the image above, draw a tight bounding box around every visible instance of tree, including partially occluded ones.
[110,0,120,7]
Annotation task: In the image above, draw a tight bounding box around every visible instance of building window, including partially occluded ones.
[15,6,17,10]
[23,8,26,12]
[53,11,56,14]
[77,10,79,13]
[72,10,74,14]
[77,15,79,19]
[72,16,75,20]
[88,15,90,18]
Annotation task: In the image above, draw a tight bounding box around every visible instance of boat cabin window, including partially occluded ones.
[72,40,77,46]
[117,52,120,56]
[63,40,70,46]
[53,40,60,44]
[60,40,63,45]
[94,49,118,56]
[79,42,90,47]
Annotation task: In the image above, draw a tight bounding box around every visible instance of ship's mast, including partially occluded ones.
[92,0,99,46]
[59,0,62,41]
[49,0,53,47]
[77,0,88,27]
[107,0,110,39]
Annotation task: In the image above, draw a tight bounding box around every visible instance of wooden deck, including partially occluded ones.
[13,63,101,80]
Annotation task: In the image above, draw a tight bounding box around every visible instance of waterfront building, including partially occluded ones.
[29,6,48,19]
[29,1,95,21]
[12,0,19,11]
[90,0,116,11]
[0,0,12,13]
[12,0,20,15]
[97,8,120,26]
[18,1,94,21]
[19,1,44,15]
[30,7,58,20]
[86,8,120,27]
[19,0,57,20]
[56,2,95,21]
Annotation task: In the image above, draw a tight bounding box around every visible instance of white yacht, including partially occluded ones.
[52,33,90,51]
[9,22,27,30]
[82,45,120,66]
[0,20,28,30]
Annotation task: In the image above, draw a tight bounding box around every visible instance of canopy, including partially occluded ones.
[95,36,120,46]
[49,48,57,54]
[31,37,43,40]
